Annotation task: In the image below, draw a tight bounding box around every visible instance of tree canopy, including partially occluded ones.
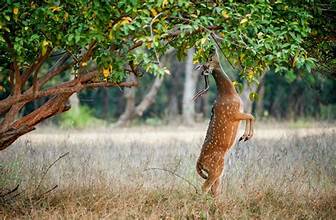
[0,0,335,150]
[1,1,331,84]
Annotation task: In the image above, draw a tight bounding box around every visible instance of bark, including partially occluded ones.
[240,83,258,114]
[103,88,110,119]
[0,93,71,150]
[166,54,184,122]
[241,73,266,114]
[0,126,35,151]
[167,95,178,118]
[68,75,80,115]
[115,74,164,127]
[115,52,172,127]
[135,76,163,116]
[115,74,137,127]
[182,48,198,125]
[0,71,137,114]
[255,77,266,117]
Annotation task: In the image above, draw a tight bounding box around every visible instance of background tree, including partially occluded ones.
[182,48,199,125]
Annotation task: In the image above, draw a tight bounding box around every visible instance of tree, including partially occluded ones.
[240,72,266,114]
[115,73,164,126]
[182,48,199,125]
[165,54,184,122]
[0,0,329,150]
[115,51,174,127]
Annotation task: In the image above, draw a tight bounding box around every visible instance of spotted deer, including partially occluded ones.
[194,54,255,197]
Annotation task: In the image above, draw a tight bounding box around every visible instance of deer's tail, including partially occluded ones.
[196,161,208,179]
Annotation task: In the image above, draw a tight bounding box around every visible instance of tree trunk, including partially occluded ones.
[166,53,184,122]
[115,75,164,127]
[182,48,198,125]
[135,76,163,116]
[241,73,266,114]
[255,77,266,117]
[167,95,178,118]
[240,83,257,114]
[103,88,110,119]
[68,75,80,115]
[115,74,136,127]
[115,52,172,127]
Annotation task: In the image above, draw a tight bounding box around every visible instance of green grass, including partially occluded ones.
[59,105,104,128]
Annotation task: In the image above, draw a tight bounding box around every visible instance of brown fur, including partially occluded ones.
[196,55,254,197]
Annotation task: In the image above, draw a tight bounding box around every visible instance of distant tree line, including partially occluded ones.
[77,54,336,124]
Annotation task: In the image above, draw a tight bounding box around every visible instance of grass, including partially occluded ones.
[0,123,335,219]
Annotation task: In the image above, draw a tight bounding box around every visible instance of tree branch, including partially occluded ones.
[3,32,22,96]
[13,62,21,95]
[12,93,73,129]
[79,41,96,67]
[9,72,14,95]
[21,47,53,85]
[38,63,73,87]
[0,70,138,115]
[135,76,163,116]
[85,80,138,89]
[0,126,35,150]
[1,62,24,131]
[0,102,26,132]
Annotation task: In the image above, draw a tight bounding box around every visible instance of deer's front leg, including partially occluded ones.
[233,112,254,142]
[238,120,250,142]
[247,118,254,139]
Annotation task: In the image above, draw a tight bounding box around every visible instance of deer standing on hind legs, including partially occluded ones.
[194,54,255,197]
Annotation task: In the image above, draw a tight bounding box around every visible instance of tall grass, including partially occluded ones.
[0,125,335,219]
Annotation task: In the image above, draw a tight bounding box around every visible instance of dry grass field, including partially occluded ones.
[1,122,336,219]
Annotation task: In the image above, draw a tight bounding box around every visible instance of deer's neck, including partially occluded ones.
[212,67,237,96]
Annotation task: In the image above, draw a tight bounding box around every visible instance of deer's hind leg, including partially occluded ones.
[201,173,218,194]
[210,177,222,197]
[202,161,224,194]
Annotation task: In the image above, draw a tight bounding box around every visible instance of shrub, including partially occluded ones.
[59,106,103,128]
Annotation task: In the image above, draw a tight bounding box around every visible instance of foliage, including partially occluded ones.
[1,0,333,89]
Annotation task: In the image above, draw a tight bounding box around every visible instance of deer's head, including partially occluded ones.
[206,54,221,71]
[192,54,220,101]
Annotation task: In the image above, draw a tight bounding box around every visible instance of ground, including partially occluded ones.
[1,122,335,219]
